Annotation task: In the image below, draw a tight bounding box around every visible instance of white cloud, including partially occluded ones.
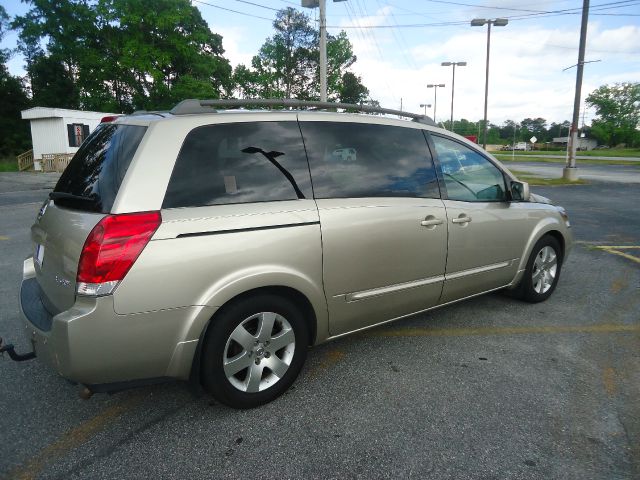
[211,25,255,68]
[344,19,640,125]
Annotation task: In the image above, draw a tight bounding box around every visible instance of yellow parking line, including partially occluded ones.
[595,246,640,264]
[0,235,9,240]
[308,349,346,378]
[9,394,142,480]
[602,367,617,397]
[372,323,640,338]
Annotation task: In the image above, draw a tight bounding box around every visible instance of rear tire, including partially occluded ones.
[201,294,309,409]
[512,235,563,303]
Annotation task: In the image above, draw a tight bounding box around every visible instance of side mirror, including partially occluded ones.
[510,180,530,202]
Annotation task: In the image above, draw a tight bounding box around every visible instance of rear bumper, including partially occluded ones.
[20,258,205,387]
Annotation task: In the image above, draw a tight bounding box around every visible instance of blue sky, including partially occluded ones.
[2,0,639,125]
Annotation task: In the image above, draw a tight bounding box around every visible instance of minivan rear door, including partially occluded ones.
[31,123,147,314]
[299,118,447,336]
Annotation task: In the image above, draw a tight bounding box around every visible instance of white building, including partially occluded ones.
[21,107,115,170]
[552,136,598,151]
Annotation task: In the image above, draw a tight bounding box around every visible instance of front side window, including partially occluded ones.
[163,122,312,209]
[431,135,506,202]
[300,122,439,199]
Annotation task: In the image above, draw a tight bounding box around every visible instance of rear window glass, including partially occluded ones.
[300,122,440,199]
[162,122,312,209]
[53,124,147,213]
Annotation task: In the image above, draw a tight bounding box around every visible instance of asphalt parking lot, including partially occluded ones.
[0,172,638,479]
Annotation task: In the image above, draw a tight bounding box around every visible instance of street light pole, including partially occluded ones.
[427,84,445,124]
[441,61,467,132]
[419,103,432,116]
[471,18,508,149]
[483,21,491,148]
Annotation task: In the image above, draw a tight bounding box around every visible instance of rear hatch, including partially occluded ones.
[31,123,147,314]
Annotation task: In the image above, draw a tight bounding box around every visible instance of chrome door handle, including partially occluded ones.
[421,218,444,227]
[452,215,472,224]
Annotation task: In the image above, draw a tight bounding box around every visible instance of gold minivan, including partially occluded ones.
[15,99,572,408]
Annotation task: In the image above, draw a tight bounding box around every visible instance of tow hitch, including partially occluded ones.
[0,337,36,362]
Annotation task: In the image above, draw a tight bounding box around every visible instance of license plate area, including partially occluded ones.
[35,243,45,267]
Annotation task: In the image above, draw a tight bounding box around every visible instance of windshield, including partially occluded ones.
[53,124,147,213]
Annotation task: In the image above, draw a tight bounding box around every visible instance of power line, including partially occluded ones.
[230,0,280,12]
[326,0,640,28]
[343,0,399,104]
[376,0,419,70]
[420,0,548,13]
[192,0,274,21]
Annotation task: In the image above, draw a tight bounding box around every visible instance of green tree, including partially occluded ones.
[248,8,317,99]
[13,0,233,112]
[238,7,371,102]
[338,72,368,104]
[28,54,79,108]
[94,0,232,111]
[326,31,357,98]
[12,0,93,107]
[520,117,548,142]
[586,83,640,147]
[549,120,571,139]
[0,5,31,157]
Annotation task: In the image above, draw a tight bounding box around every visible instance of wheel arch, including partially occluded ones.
[508,217,570,291]
[188,285,322,387]
[517,218,568,273]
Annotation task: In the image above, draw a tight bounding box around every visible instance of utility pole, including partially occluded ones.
[302,0,347,102]
[319,0,327,102]
[563,0,589,181]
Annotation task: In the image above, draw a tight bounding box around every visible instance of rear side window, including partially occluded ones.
[163,122,312,209]
[53,124,147,213]
[300,122,439,199]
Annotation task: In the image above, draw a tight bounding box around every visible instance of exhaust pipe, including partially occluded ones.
[79,386,94,400]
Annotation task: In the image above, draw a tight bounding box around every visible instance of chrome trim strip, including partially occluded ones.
[345,275,445,302]
[176,221,320,238]
[446,259,517,281]
[326,284,511,342]
[341,259,517,303]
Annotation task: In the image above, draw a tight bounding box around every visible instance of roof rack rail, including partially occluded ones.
[170,98,437,126]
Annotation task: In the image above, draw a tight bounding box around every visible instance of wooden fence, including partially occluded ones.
[41,153,74,172]
[17,149,34,171]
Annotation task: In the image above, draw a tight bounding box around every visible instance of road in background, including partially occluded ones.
[0,173,638,480]
[506,162,640,184]
[492,153,640,162]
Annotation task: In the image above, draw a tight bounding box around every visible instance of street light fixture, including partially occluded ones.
[419,103,432,116]
[471,17,508,149]
[441,61,466,132]
[427,84,445,124]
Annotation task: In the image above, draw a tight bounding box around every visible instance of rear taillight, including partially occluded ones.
[76,211,161,296]
[100,115,120,123]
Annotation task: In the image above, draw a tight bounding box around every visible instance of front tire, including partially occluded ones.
[201,294,309,409]
[513,235,563,303]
